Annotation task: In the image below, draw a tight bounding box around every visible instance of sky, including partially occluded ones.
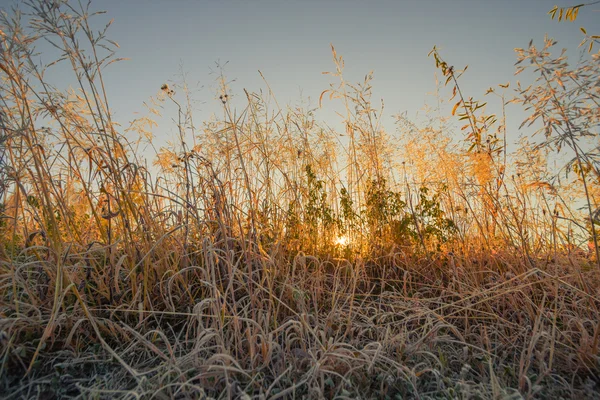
[0,0,598,158]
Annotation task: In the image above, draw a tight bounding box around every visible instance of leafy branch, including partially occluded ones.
[548,1,600,52]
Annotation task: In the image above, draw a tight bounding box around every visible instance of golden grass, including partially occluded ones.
[0,1,599,398]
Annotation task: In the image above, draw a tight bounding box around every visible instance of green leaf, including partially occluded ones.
[26,195,39,208]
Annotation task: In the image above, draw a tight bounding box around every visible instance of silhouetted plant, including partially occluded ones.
[364,177,407,246]
[413,186,457,246]
[304,164,336,249]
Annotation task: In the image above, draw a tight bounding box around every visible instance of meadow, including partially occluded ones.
[1,1,600,398]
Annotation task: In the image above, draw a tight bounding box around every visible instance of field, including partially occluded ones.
[1,1,600,399]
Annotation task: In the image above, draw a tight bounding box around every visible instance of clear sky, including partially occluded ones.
[1,0,598,155]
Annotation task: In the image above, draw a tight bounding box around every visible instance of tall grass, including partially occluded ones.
[0,1,599,398]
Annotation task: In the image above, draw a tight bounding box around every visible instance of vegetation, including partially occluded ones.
[0,1,599,398]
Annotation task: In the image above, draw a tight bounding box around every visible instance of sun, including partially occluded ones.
[335,235,350,246]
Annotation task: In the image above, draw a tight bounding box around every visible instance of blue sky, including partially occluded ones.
[1,0,598,155]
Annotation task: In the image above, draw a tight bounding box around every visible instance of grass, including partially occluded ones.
[1,1,600,398]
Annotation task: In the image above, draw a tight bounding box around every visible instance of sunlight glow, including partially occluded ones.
[335,235,350,246]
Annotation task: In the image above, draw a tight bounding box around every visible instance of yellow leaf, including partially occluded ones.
[581,27,587,35]
[452,101,461,116]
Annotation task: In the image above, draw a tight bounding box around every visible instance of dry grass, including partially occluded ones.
[1,1,599,399]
